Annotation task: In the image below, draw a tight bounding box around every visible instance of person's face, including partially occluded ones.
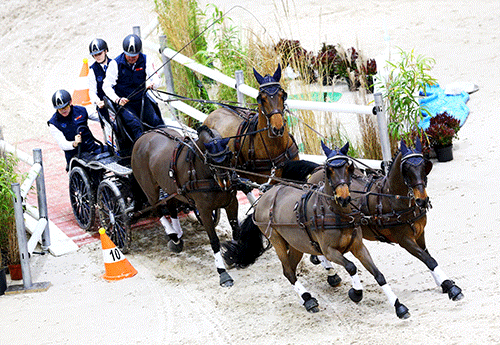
[92,50,107,64]
[125,54,139,64]
[57,104,71,117]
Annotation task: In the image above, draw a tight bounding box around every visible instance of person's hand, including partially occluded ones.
[73,133,82,148]
[97,100,105,108]
[117,97,129,106]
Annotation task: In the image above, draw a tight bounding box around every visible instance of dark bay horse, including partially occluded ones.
[349,139,463,300]
[224,142,410,318]
[203,64,299,185]
[131,125,239,287]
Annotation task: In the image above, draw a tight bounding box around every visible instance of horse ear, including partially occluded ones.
[272,63,282,82]
[415,137,422,152]
[425,160,433,175]
[340,142,349,155]
[400,139,408,154]
[220,137,230,147]
[321,140,332,157]
[253,68,265,85]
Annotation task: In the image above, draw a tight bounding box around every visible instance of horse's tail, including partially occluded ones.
[222,214,269,268]
[281,159,320,182]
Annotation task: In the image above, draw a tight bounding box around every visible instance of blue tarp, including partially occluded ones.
[418,84,470,130]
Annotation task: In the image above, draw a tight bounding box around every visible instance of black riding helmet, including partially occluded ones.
[89,38,108,56]
[122,34,142,57]
[52,90,72,109]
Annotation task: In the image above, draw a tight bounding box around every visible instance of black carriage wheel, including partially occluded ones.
[69,166,96,231]
[97,179,131,253]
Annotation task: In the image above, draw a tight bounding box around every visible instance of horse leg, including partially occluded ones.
[316,255,342,287]
[159,204,184,253]
[224,196,241,241]
[272,234,319,313]
[198,209,233,287]
[400,234,464,301]
[349,240,411,319]
[323,248,364,303]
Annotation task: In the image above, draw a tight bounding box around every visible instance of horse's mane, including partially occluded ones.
[386,149,402,175]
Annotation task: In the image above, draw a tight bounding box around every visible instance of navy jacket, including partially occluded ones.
[113,52,147,102]
[48,105,99,164]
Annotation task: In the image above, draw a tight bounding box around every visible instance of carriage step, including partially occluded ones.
[86,160,132,175]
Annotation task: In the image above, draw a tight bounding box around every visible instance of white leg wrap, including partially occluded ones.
[381,284,398,306]
[318,255,333,270]
[171,217,183,238]
[214,251,226,270]
[350,273,363,291]
[431,266,448,286]
[293,281,308,300]
[160,216,176,235]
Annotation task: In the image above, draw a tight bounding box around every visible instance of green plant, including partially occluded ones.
[425,112,460,147]
[378,48,437,151]
[0,152,22,266]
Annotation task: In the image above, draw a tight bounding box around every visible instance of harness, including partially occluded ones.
[254,185,360,256]
[232,111,299,173]
[353,154,429,243]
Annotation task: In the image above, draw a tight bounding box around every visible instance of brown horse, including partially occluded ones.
[131,125,239,287]
[223,142,410,318]
[348,139,463,300]
[203,64,299,185]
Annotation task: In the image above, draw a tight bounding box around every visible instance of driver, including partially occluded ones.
[103,34,165,142]
[88,38,112,124]
[47,89,105,170]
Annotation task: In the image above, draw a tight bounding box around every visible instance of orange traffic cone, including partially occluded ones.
[99,228,137,281]
[72,58,91,106]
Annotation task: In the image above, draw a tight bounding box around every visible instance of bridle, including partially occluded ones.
[324,153,353,191]
[400,152,428,190]
[257,82,287,137]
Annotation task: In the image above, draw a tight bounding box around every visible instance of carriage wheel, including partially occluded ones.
[97,179,131,253]
[69,167,96,231]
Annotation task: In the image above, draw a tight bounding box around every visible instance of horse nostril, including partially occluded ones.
[416,197,428,208]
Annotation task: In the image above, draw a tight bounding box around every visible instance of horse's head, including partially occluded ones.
[400,139,433,209]
[321,141,354,207]
[197,125,233,190]
[253,64,287,137]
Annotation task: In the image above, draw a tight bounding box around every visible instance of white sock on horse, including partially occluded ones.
[381,284,398,306]
[214,251,226,270]
[293,281,308,301]
[160,216,176,235]
[431,266,448,286]
[350,273,363,291]
[171,217,183,238]
[318,255,333,270]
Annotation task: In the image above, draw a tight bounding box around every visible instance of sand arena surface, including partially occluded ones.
[0,1,499,344]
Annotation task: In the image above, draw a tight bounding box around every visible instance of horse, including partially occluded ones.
[348,139,463,300]
[203,64,299,185]
[297,139,463,301]
[131,125,240,287]
[223,142,410,318]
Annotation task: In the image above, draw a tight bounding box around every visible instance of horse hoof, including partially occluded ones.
[303,296,319,313]
[219,271,234,287]
[348,288,363,303]
[310,255,320,265]
[441,280,464,301]
[395,299,411,319]
[167,238,184,253]
[327,274,342,287]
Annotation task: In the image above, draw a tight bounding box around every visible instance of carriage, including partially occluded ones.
[67,96,163,251]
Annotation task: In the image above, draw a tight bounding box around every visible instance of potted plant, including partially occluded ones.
[0,151,23,280]
[377,48,437,153]
[425,112,460,162]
